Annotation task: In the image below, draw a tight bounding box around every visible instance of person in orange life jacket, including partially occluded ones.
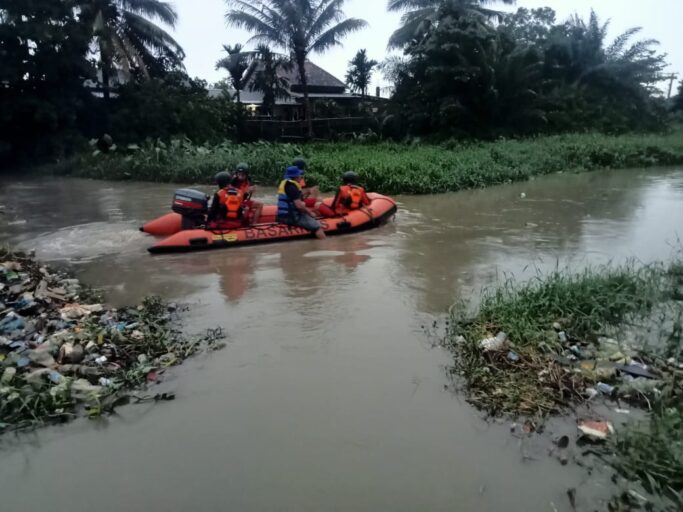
[277,166,326,240]
[318,171,371,217]
[206,170,232,224]
[231,162,263,224]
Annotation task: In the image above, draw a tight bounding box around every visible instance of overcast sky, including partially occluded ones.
[172,0,681,95]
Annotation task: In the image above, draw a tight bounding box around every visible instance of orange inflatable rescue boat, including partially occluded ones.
[141,188,397,254]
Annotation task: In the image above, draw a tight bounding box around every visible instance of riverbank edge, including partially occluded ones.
[445,260,683,510]
[29,128,683,195]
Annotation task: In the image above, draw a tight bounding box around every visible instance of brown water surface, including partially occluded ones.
[0,168,681,511]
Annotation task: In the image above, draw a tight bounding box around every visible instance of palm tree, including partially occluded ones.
[249,45,292,117]
[215,43,257,103]
[224,0,368,137]
[346,49,378,97]
[387,0,515,49]
[547,11,666,92]
[79,0,185,100]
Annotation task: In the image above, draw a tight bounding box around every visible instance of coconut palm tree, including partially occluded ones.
[216,43,258,103]
[387,0,515,49]
[346,49,378,97]
[249,45,292,117]
[224,0,368,136]
[79,0,185,100]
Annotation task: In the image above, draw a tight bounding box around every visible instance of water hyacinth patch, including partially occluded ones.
[58,129,683,195]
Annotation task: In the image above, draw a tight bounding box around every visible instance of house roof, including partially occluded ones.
[279,60,346,89]
[209,59,350,105]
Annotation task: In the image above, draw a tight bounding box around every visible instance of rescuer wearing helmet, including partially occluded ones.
[318,171,371,217]
[334,171,371,213]
[206,170,232,224]
[231,162,263,224]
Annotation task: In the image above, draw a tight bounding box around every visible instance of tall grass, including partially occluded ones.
[448,259,683,508]
[59,129,683,194]
[453,264,668,352]
[448,261,681,415]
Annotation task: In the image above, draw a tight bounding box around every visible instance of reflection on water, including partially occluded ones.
[0,168,682,512]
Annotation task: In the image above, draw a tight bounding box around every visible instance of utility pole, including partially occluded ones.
[665,73,679,99]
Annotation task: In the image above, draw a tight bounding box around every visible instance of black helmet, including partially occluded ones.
[293,157,306,170]
[236,162,249,173]
[215,171,231,188]
[342,171,359,185]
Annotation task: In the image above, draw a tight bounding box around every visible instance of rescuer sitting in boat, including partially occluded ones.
[277,166,326,240]
[205,171,249,228]
[231,162,263,224]
[318,171,371,217]
[206,171,232,225]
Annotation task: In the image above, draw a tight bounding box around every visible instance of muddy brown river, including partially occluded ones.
[0,167,682,511]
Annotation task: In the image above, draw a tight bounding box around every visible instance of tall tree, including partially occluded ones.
[224,0,367,137]
[216,43,257,104]
[499,7,556,48]
[390,7,545,138]
[0,0,94,162]
[346,49,378,97]
[542,10,667,132]
[79,0,185,100]
[386,5,669,138]
[249,45,291,117]
[387,0,515,49]
[545,10,666,91]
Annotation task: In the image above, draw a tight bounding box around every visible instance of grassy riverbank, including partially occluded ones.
[52,129,683,194]
[447,260,683,509]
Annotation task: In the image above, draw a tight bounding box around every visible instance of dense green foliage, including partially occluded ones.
[62,129,683,193]
[387,0,514,49]
[103,73,240,143]
[0,0,192,165]
[386,4,669,138]
[0,0,93,162]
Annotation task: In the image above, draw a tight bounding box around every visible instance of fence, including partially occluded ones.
[244,117,377,141]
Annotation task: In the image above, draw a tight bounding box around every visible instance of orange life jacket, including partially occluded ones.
[339,185,365,211]
[233,178,251,195]
[217,186,244,220]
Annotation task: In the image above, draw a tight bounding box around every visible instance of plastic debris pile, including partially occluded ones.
[454,318,683,419]
[0,248,224,434]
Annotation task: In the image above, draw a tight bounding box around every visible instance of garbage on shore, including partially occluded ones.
[448,261,683,417]
[0,248,224,434]
[577,419,614,442]
[446,260,683,509]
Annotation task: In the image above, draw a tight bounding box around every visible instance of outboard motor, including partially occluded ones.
[172,188,209,229]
